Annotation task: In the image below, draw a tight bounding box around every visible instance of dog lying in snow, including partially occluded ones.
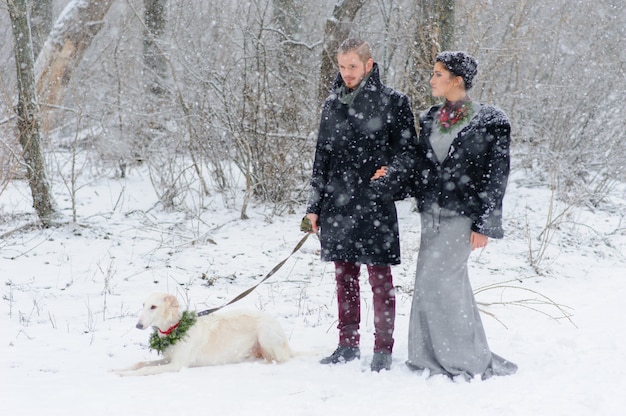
[115,292,293,376]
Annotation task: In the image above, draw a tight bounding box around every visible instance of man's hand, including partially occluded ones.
[371,166,388,180]
[305,213,319,234]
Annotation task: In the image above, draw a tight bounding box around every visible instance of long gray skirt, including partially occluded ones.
[406,212,517,379]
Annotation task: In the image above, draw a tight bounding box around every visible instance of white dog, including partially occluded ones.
[115,292,293,376]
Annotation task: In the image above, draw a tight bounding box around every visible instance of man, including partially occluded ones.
[305,38,417,372]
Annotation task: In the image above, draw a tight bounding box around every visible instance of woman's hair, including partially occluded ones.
[436,51,478,90]
[337,38,372,63]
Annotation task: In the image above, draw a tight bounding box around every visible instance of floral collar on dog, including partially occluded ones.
[149,310,197,354]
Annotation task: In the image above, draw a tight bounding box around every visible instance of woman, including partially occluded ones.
[373,51,517,379]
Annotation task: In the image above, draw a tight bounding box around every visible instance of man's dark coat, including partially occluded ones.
[306,63,417,265]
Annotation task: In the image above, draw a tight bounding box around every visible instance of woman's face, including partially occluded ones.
[430,61,461,98]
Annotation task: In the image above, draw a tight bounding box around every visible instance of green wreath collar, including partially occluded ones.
[149,310,197,354]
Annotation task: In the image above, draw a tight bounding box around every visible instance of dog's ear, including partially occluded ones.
[163,294,180,309]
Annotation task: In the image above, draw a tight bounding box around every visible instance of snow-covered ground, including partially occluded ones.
[2,168,625,415]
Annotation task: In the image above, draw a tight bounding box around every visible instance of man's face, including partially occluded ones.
[337,51,373,90]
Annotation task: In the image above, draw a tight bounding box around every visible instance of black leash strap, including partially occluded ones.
[197,231,312,317]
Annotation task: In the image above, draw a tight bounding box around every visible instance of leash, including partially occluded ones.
[197,221,314,317]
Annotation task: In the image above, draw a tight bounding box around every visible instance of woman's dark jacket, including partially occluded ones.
[306,63,418,265]
[379,103,511,239]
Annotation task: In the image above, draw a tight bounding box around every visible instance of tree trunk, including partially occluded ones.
[7,0,56,225]
[410,0,456,109]
[144,0,169,95]
[34,0,114,130]
[317,0,366,103]
[272,0,301,67]
[272,0,303,124]
[29,0,53,59]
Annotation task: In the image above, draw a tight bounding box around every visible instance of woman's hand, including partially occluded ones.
[371,166,388,180]
[470,231,488,250]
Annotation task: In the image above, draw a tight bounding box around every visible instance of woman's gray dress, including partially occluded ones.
[406,106,517,380]
[406,211,517,379]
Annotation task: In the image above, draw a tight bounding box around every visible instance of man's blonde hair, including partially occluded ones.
[337,38,372,63]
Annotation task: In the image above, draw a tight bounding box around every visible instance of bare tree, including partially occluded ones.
[35,0,114,130]
[409,0,456,108]
[272,0,301,65]
[29,0,53,59]
[317,0,366,103]
[144,0,169,95]
[6,0,56,225]
[272,0,303,124]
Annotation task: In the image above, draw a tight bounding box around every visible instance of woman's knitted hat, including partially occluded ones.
[436,51,478,90]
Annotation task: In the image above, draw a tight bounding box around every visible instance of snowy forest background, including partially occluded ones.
[1,0,624,224]
[1,2,626,414]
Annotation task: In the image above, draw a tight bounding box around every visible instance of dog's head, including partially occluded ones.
[135,293,181,331]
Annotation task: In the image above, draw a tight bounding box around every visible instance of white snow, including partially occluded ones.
[2,168,625,416]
